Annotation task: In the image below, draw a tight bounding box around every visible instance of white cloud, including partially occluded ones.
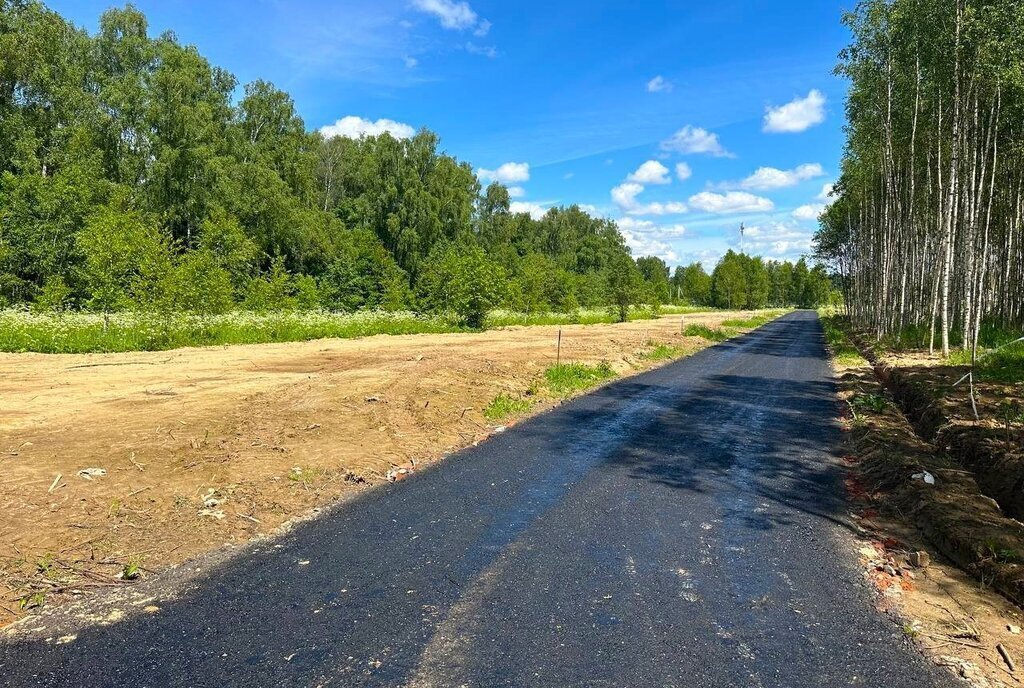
[660,126,732,157]
[763,90,826,133]
[465,42,497,58]
[509,201,548,220]
[611,182,687,216]
[473,19,491,36]
[404,56,418,68]
[636,201,688,216]
[792,204,825,221]
[737,163,824,190]
[817,182,835,202]
[627,160,671,185]
[617,217,687,238]
[618,223,679,263]
[738,221,814,258]
[647,75,672,93]
[689,191,774,214]
[320,116,415,140]
[477,162,530,184]
[411,0,478,29]
[563,172,575,180]
[506,186,525,198]
[612,182,645,210]
[675,162,692,181]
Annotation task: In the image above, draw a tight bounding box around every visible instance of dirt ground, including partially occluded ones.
[880,350,1023,430]
[833,341,1024,687]
[0,310,756,626]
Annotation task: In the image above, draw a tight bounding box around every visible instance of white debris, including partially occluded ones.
[911,471,936,485]
[77,467,107,480]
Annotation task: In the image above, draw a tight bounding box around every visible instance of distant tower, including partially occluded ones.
[739,223,745,254]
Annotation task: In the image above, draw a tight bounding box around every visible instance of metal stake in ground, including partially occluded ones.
[556,328,562,366]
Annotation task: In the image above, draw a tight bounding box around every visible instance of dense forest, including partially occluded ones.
[816,0,1024,354]
[0,1,833,326]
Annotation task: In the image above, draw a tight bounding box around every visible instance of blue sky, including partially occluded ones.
[51,0,851,269]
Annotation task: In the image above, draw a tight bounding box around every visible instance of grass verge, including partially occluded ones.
[819,312,867,366]
[683,324,732,342]
[483,394,533,421]
[0,306,716,354]
[544,361,616,396]
[641,341,685,361]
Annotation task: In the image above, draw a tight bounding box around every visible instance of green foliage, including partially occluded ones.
[642,342,684,361]
[719,311,786,328]
[0,1,840,339]
[673,263,712,305]
[683,324,733,342]
[484,394,532,421]
[544,361,616,396]
[0,309,460,353]
[605,252,644,322]
[159,250,234,314]
[32,276,73,312]
[850,393,889,413]
[819,314,867,366]
[418,243,506,328]
[77,203,171,312]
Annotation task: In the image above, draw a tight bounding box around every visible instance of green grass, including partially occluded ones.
[484,305,709,328]
[543,361,616,396]
[947,342,1024,384]
[850,393,889,413]
[642,341,685,361]
[483,394,533,421]
[819,313,867,366]
[0,305,716,354]
[719,310,788,328]
[682,324,732,342]
[0,309,461,354]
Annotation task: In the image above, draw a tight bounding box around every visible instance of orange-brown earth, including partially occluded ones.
[0,310,755,625]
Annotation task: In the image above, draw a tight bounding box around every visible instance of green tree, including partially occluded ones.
[77,202,170,313]
[605,252,643,322]
[712,251,747,309]
[674,263,712,305]
[417,243,506,328]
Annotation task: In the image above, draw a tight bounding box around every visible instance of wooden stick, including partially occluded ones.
[47,473,62,494]
[999,643,1016,672]
[128,452,145,471]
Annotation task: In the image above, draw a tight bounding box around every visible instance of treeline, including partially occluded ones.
[816,0,1024,353]
[669,251,836,310]
[1,2,832,327]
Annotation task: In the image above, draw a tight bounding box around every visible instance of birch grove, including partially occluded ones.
[815,0,1024,355]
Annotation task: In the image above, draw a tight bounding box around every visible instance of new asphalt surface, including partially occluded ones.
[0,311,958,687]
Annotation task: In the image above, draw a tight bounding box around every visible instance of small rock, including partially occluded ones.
[909,551,930,568]
[77,467,107,480]
[883,564,898,576]
[198,508,226,520]
[1009,625,1021,635]
[365,396,381,403]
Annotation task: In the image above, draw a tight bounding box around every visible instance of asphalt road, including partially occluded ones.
[0,311,957,687]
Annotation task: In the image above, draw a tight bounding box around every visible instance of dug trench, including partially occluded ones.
[851,331,1024,526]
[829,317,1024,686]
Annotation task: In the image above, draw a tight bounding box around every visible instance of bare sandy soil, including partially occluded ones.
[0,310,753,625]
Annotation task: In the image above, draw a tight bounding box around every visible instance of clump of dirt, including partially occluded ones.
[0,310,759,626]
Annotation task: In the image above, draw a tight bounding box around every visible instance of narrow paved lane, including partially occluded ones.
[0,311,955,687]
